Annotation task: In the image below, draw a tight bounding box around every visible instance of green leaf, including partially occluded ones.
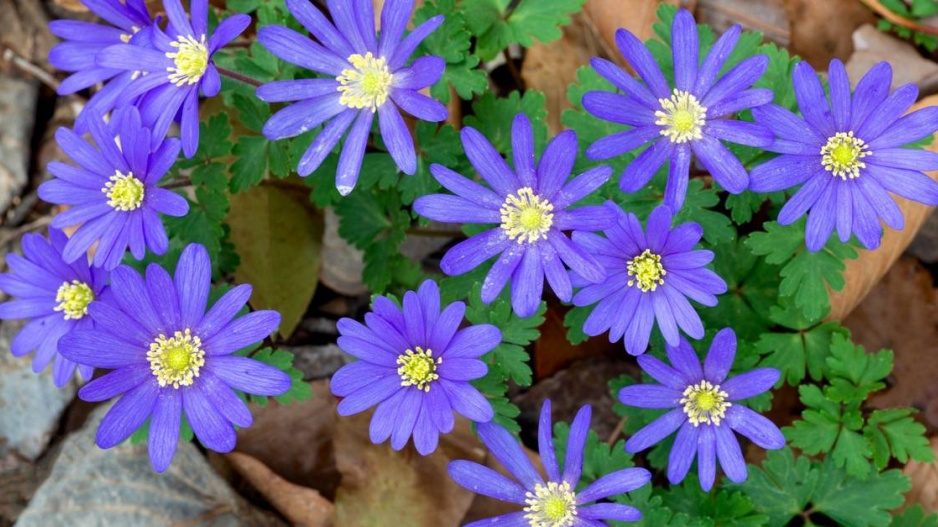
[334,188,414,293]
[414,0,488,102]
[701,239,778,342]
[892,505,938,527]
[745,219,857,323]
[464,90,549,154]
[755,321,848,385]
[463,0,586,60]
[674,180,735,244]
[825,333,893,403]
[740,448,910,527]
[661,480,769,527]
[248,348,312,406]
[864,408,935,469]
[230,136,270,192]
[811,458,910,527]
[738,448,818,527]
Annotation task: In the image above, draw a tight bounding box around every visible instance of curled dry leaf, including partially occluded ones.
[227,184,324,338]
[583,0,681,63]
[332,410,479,527]
[903,437,938,513]
[522,14,606,134]
[783,0,876,68]
[843,258,938,429]
[828,94,938,321]
[225,452,335,527]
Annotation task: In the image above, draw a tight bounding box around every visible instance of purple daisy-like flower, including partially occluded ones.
[0,229,108,387]
[619,329,785,491]
[96,0,251,157]
[571,203,727,356]
[585,9,774,210]
[449,400,652,526]
[331,280,497,455]
[750,59,938,251]
[48,0,153,133]
[257,0,448,195]
[58,244,290,472]
[38,106,189,270]
[414,114,615,318]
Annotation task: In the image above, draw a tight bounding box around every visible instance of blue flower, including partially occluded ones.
[750,59,938,251]
[414,114,615,318]
[585,10,774,210]
[38,107,189,270]
[331,280,497,455]
[257,0,448,195]
[48,0,154,133]
[449,400,652,526]
[572,203,726,355]
[619,329,784,491]
[0,229,109,387]
[96,0,251,157]
[59,244,290,472]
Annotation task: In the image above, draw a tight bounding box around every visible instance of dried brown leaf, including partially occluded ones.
[332,410,478,527]
[226,452,334,527]
[843,258,938,430]
[783,0,876,68]
[903,437,938,513]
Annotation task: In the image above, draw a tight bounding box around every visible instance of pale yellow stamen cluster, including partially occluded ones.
[820,131,871,180]
[54,280,94,320]
[500,187,554,245]
[102,171,145,211]
[627,249,666,292]
[120,25,141,43]
[147,329,205,389]
[337,53,393,112]
[397,347,441,392]
[655,89,708,143]
[681,380,730,426]
[166,34,208,86]
[524,481,578,527]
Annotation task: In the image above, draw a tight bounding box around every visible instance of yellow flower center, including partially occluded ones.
[500,187,555,245]
[524,481,577,527]
[166,34,208,86]
[147,329,205,389]
[102,170,145,211]
[54,280,95,320]
[680,380,730,426]
[397,347,441,392]
[821,131,871,180]
[655,89,707,143]
[627,249,666,292]
[337,52,393,112]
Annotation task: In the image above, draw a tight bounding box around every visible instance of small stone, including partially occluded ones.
[847,24,938,92]
[16,405,286,527]
[288,344,352,380]
[0,76,38,215]
[0,321,76,463]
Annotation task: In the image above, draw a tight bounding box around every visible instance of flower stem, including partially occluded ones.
[217,67,262,87]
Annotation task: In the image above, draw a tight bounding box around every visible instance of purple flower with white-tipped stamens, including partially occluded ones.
[414,113,615,318]
[58,243,290,473]
[619,329,784,491]
[48,0,154,133]
[571,203,727,356]
[96,0,250,157]
[584,9,774,210]
[38,106,188,270]
[0,229,108,387]
[331,280,497,455]
[750,59,938,251]
[449,400,652,526]
[257,0,448,195]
